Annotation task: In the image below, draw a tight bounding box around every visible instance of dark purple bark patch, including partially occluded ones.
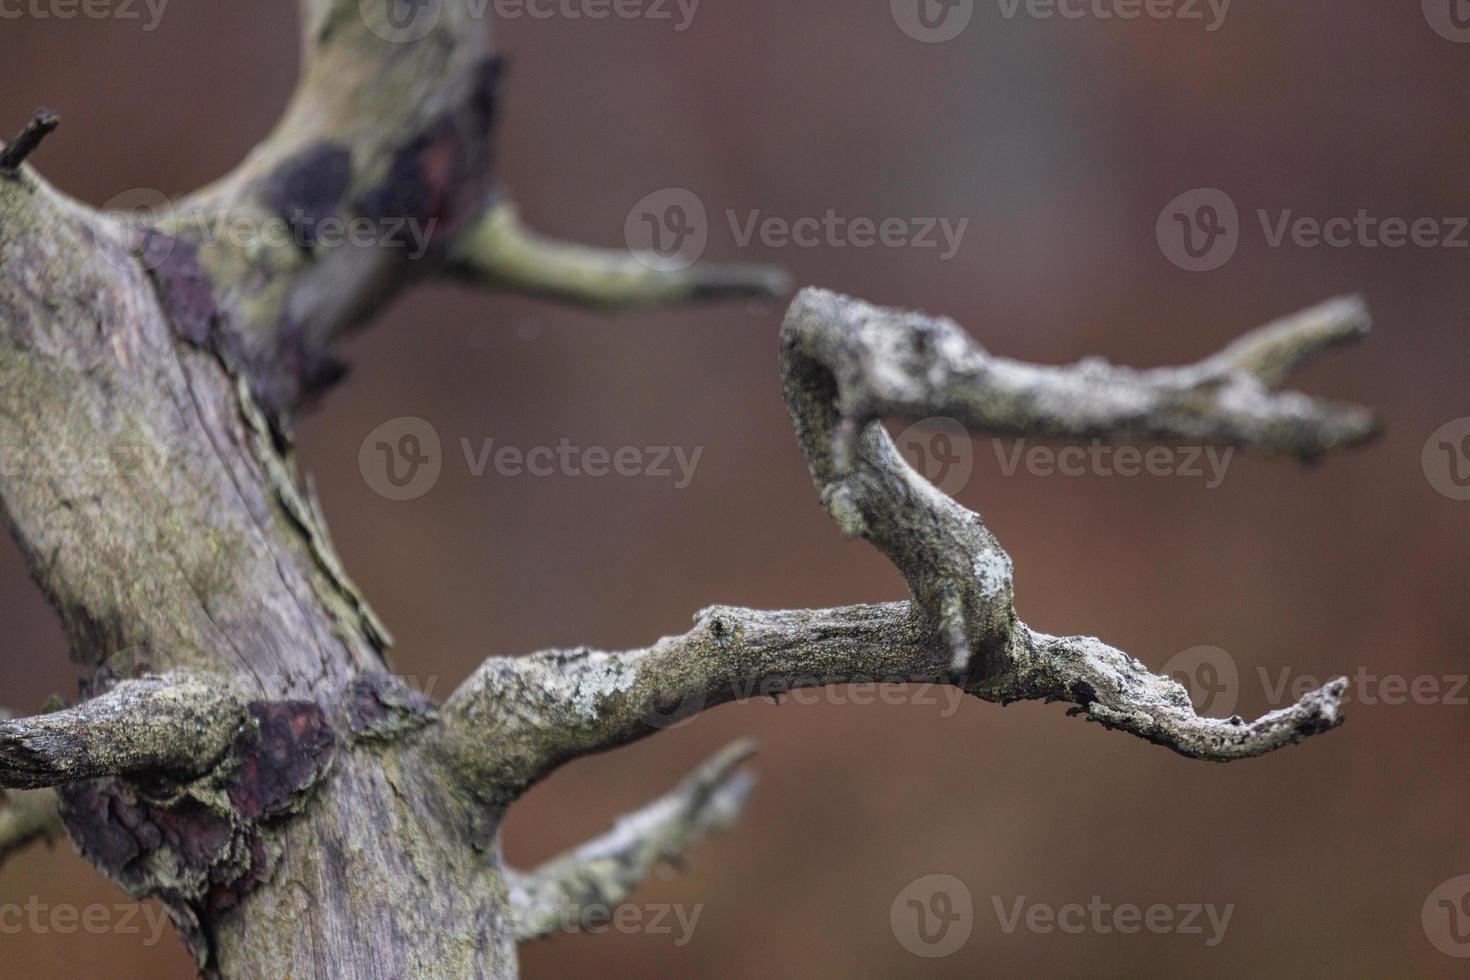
[144,233,221,346]
[59,779,238,897]
[353,123,452,234]
[206,838,272,912]
[58,696,338,959]
[261,143,353,250]
[344,672,437,743]
[353,55,505,249]
[227,701,336,820]
[58,780,147,876]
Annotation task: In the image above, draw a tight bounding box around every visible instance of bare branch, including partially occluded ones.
[0,673,246,790]
[0,109,60,173]
[780,288,1375,673]
[446,202,791,311]
[436,287,1370,793]
[1207,295,1372,386]
[434,597,1346,799]
[508,740,756,942]
[999,627,1347,761]
[433,602,941,795]
[783,288,1376,473]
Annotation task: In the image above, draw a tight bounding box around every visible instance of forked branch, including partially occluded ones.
[435,288,1373,797]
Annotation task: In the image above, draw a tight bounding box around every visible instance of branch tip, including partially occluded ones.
[0,108,60,173]
[447,201,791,311]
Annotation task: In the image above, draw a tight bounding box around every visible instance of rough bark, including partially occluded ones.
[0,2,1375,977]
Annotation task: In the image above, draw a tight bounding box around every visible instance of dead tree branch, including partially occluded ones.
[0,674,245,790]
[508,740,756,942]
[448,202,790,310]
[434,288,1372,800]
[0,108,59,173]
[0,0,1378,971]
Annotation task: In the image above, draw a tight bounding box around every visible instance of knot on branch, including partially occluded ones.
[344,671,438,744]
[59,696,336,969]
[695,605,744,650]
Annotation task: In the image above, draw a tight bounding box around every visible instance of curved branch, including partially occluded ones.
[783,288,1376,468]
[779,288,1375,674]
[508,740,756,942]
[0,674,246,790]
[446,202,791,311]
[1001,627,1347,761]
[434,603,936,796]
[435,287,1370,794]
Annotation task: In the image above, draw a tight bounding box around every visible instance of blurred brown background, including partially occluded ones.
[2,1,1468,977]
